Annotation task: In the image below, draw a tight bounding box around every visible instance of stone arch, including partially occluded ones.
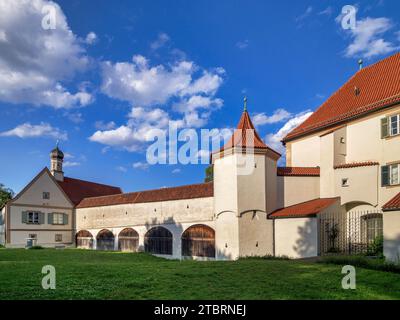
[96,229,115,251]
[181,224,215,258]
[76,230,93,249]
[118,228,139,252]
[144,226,173,255]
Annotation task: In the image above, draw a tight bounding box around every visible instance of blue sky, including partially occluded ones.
[0,0,399,194]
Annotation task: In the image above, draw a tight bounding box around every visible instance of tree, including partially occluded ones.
[0,184,14,208]
[204,165,213,182]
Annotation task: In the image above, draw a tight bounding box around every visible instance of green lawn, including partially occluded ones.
[0,249,399,300]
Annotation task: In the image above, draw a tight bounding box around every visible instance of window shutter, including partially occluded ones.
[381,165,390,186]
[63,214,68,225]
[48,213,53,225]
[381,117,389,138]
[38,212,45,224]
[21,211,27,224]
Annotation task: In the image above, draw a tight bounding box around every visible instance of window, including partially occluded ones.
[29,234,37,239]
[341,178,349,187]
[340,137,345,144]
[362,214,383,242]
[382,114,400,138]
[52,213,65,225]
[382,164,400,186]
[42,192,50,200]
[28,212,39,224]
[55,234,62,242]
[390,115,399,136]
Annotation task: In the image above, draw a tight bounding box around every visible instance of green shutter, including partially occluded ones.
[38,212,45,224]
[48,213,53,225]
[381,117,389,138]
[63,214,68,225]
[381,165,390,186]
[21,211,27,224]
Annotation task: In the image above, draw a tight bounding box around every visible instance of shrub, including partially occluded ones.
[241,254,290,261]
[0,244,5,249]
[28,245,44,250]
[366,235,384,257]
[320,255,400,274]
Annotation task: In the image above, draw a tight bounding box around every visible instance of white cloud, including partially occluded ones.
[0,122,68,140]
[296,6,313,22]
[85,32,97,45]
[94,121,116,130]
[116,166,127,173]
[132,161,150,170]
[252,109,292,127]
[63,161,80,168]
[93,52,224,152]
[65,112,84,124]
[236,40,249,49]
[0,0,93,108]
[318,6,333,16]
[265,110,313,155]
[150,32,170,50]
[172,168,181,174]
[343,17,398,58]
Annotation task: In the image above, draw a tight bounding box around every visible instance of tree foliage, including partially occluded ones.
[0,184,14,208]
[204,165,213,182]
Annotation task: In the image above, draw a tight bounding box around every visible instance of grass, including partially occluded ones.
[0,249,400,300]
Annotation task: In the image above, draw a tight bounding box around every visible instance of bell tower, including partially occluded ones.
[50,141,64,182]
[212,98,281,259]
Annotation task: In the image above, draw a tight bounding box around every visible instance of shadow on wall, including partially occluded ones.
[294,218,318,258]
[384,236,400,264]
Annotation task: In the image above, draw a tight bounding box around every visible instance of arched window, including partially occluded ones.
[118,228,139,252]
[182,224,215,258]
[96,229,115,251]
[76,230,93,249]
[144,227,172,255]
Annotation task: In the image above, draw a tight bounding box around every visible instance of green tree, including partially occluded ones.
[204,165,213,182]
[0,184,14,208]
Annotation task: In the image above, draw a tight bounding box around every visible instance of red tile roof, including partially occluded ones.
[277,167,320,177]
[57,177,122,205]
[269,198,339,218]
[284,52,400,142]
[218,110,280,156]
[77,182,214,208]
[382,192,400,211]
[334,161,379,169]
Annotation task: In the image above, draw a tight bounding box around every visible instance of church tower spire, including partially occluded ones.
[50,141,64,182]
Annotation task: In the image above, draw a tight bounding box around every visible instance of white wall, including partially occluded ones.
[277,176,320,208]
[274,217,319,258]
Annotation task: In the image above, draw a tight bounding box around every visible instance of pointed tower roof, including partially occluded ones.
[214,98,281,160]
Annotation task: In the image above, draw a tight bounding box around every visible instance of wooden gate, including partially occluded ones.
[96,229,115,251]
[182,224,215,258]
[144,227,172,255]
[118,228,139,252]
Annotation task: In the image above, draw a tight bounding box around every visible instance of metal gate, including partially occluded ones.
[319,211,383,256]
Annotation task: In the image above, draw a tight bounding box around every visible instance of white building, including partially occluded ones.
[2,53,400,262]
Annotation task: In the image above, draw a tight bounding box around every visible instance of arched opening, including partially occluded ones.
[76,230,93,249]
[118,228,139,252]
[144,227,172,255]
[182,224,215,258]
[96,229,115,251]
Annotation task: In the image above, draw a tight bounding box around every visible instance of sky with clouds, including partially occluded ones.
[0,0,399,193]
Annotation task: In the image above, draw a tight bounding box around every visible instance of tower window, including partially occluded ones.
[341,178,349,187]
[43,192,50,200]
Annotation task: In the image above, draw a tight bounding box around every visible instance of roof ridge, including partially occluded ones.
[63,176,121,189]
[79,181,213,202]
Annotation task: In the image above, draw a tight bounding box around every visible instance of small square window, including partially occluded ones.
[55,234,62,242]
[43,192,50,200]
[342,178,349,187]
[340,137,345,144]
[29,234,37,239]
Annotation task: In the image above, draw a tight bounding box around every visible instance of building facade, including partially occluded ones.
[2,53,400,262]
